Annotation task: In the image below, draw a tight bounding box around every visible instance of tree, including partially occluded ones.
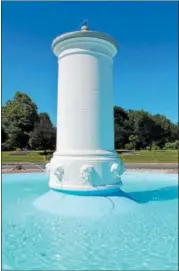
[152,114,173,148]
[170,123,178,142]
[114,106,130,149]
[151,142,160,150]
[2,91,38,149]
[164,140,178,150]
[128,110,156,149]
[1,127,7,143]
[2,90,177,152]
[29,113,56,152]
[114,107,178,150]
[128,134,139,150]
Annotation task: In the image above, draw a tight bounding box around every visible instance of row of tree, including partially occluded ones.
[2,91,178,151]
[114,106,178,150]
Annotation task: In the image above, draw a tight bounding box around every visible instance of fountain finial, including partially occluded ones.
[81,19,89,31]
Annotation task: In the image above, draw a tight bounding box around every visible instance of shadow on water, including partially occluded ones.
[54,185,178,204]
[112,186,178,204]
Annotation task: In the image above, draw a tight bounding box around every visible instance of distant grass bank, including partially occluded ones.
[2,151,48,164]
[1,150,178,164]
[118,150,178,163]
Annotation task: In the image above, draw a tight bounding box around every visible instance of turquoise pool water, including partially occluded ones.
[2,172,178,271]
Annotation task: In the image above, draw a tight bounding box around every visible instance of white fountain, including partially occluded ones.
[46,22,124,194]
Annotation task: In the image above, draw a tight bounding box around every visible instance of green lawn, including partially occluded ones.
[2,150,178,164]
[118,150,178,163]
[2,151,48,164]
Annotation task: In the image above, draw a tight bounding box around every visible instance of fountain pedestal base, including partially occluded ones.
[46,150,124,191]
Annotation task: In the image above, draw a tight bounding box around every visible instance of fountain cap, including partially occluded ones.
[52,22,118,58]
[81,25,89,31]
[80,19,90,31]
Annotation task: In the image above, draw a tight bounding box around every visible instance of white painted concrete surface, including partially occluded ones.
[47,25,124,191]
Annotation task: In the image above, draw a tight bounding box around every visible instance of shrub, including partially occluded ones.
[1,141,15,151]
[164,141,178,150]
[125,142,135,150]
[151,143,160,150]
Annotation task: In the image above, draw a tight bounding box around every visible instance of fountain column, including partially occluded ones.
[47,24,124,192]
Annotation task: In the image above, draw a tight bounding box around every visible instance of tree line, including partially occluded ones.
[114,106,178,150]
[1,91,178,152]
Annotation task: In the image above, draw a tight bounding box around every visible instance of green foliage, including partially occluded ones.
[164,140,179,150]
[2,91,178,153]
[151,142,160,150]
[29,113,56,152]
[125,142,135,150]
[2,141,15,151]
[170,124,178,142]
[151,114,173,148]
[1,127,7,143]
[128,110,156,149]
[114,106,130,149]
[128,134,139,149]
[2,91,38,149]
[114,106,178,150]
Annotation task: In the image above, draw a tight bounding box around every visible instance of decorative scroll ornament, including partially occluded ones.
[80,164,94,184]
[110,161,125,186]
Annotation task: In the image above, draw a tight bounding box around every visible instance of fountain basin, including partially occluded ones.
[2,172,178,271]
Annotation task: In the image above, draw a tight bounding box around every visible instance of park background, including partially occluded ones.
[1,1,178,164]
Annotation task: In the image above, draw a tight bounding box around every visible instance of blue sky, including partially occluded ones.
[2,1,178,124]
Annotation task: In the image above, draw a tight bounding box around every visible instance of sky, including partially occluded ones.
[2,1,178,125]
